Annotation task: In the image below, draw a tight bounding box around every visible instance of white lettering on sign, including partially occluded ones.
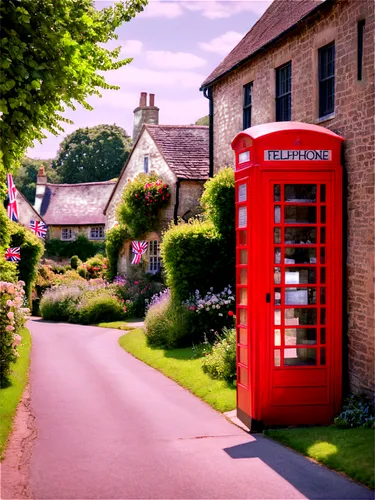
[239,151,250,163]
[264,150,331,161]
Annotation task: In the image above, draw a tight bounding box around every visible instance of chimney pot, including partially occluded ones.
[149,94,155,107]
[38,165,45,176]
[140,92,147,107]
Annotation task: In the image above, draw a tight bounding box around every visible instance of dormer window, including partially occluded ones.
[144,156,149,173]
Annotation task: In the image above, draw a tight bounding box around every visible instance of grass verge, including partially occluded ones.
[0,327,32,458]
[96,321,137,330]
[265,426,374,489]
[119,329,236,413]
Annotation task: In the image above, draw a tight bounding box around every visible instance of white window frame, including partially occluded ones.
[144,155,149,173]
[89,226,105,240]
[61,227,73,241]
[147,240,161,274]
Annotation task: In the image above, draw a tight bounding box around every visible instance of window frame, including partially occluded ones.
[89,226,105,240]
[275,61,292,122]
[147,239,161,274]
[318,42,335,118]
[243,82,253,130]
[61,227,73,241]
[144,155,149,174]
[357,19,365,81]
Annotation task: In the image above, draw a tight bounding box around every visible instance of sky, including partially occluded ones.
[27,0,272,159]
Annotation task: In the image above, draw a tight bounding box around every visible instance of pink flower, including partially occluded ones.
[7,311,14,320]
[189,306,195,311]
[6,325,15,332]
[134,281,139,285]
[13,334,22,345]
[6,300,13,307]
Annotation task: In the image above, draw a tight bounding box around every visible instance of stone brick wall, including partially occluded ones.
[211,0,374,395]
[48,225,105,241]
[179,180,205,219]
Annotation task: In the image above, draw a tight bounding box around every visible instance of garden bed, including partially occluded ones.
[265,426,374,489]
[119,329,236,412]
[0,327,31,458]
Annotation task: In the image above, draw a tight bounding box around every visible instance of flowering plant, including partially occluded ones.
[0,281,30,386]
[114,272,165,317]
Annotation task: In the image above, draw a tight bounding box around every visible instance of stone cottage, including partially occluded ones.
[34,166,115,242]
[104,93,209,274]
[200,0,374,396]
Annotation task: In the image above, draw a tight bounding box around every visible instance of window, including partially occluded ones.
[276,62,292,121]
[357,20,365,80]
[144,156,149,173]
[243,82,253,129]
[148,240,161,273]
[89,226,105,240]
[61,228,73,241]
[318,42,335,118]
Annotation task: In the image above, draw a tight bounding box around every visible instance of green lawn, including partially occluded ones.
[96,321,138,330]
[0,327,32,458]
[119,329,236,413]
[266,426,375,489]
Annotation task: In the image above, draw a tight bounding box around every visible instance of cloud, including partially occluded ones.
[102,39,143,58]
[146,50,206,70]
[199,31,245,56]
[181,0,272,19]
[141,1,183,18]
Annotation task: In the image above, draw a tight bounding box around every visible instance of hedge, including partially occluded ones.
[0,205,17,283]
[45,234,105,261]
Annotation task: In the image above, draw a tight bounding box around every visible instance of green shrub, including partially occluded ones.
[0,205,18,283]
[40,285,82,322]
[161,220,233,302]
[70,255,81,269]
[78,295,125,325]
[53,269,85,286]
[45,234,105,260]
[9,221,44,305]
[117,173,171,239]
[334,394,374,428]
[202,328,236,382]
[105,225,129,280]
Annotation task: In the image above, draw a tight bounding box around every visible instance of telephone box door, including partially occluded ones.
[260,171,342,425]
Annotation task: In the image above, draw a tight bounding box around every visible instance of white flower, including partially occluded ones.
[218,313,223,317]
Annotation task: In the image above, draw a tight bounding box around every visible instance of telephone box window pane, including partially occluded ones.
[239,308,248,326]
[285,288,316,305]
[274,309,281,325]
[275,248,281,264]
[285,308,317,325]
[239,151,250,164]
[238,184,247,202]
[239,288,248,305]
[284,227,317,244]
[320,288,326,305]
[320,267,326,284]
[320,328,326,344]
[239,230,247,245]
[284,206,317,224]
[320,308,326,325]
[274,206,281,224]
[285,267,316,284]
[239,366,248,386]
[284,348,317,366]
[240,250,247,264]
[320,206,326,224]
[274,228,281,244]
[238,206,247,228]
[274,185,281,201]
[285,247,316,264]
[284,185,316,203]
[320,248,326,264]
[285,328,317,345]
[320,347,326,365]
[240,268,247,284]
[239,328,247,345]
[274,349,281,367]
[274,329,281,346]
[239,347,247,365]
[321,227,326,244]
[274,288,281,306]
[320,185,326,202]
[274,267,281,284]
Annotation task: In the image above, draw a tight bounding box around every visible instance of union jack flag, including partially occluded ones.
[131,241,148,265]
[30,220,48,239]
[5,247,21,262]
[7,173,18,222]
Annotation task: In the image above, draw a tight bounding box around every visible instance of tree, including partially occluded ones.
[195,116,209,126]
[0,0,147,180]
[55,124,131,184]
[13,157,60,203]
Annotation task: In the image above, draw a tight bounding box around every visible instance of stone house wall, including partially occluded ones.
[210,0,374,395]
[48,225,105,241]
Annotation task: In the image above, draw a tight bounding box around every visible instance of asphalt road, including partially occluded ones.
[26,319,372,499]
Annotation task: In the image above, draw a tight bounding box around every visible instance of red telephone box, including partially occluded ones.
[232,122,343,429]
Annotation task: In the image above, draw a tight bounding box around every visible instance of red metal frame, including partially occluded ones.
[232,122,343,428]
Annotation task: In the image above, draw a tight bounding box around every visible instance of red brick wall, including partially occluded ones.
[211,0,374,395]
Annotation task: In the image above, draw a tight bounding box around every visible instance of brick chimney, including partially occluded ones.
[34,165,47,214]
[132,92,159,143]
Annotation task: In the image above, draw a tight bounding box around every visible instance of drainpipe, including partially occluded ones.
[203,87,214,178]
[174,179,181,224]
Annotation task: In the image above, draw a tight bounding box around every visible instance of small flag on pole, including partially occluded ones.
[6,174,18,222]
[30,220,48,239]
[131,241,148,264]
[5,247,21,262]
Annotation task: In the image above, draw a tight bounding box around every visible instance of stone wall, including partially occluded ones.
[48,225,105,241]
[211,0,374,395]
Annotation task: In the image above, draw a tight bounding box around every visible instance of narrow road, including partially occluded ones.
[23,319,371,499]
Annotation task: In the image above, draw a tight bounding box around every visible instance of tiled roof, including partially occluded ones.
[39,181,116,225]
[16,189,47,226]
[145,125,209,180]
[201,0,324,88]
